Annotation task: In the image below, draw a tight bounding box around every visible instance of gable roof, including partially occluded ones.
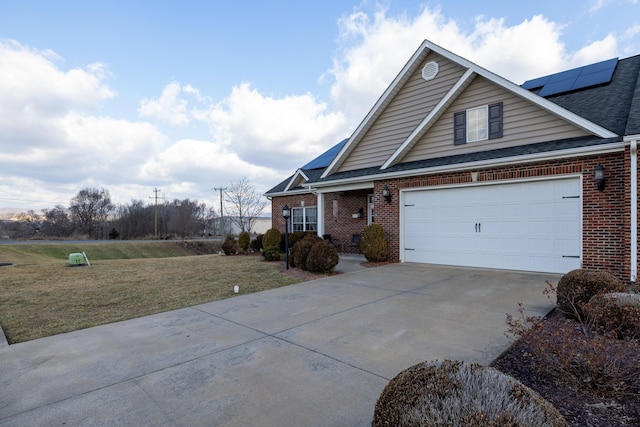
[322,39,618,177]
[268,42,640,197]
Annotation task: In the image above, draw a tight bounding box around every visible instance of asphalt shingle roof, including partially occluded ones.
[541,54,640,135]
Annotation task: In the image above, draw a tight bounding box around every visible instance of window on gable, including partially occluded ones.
[291,206,317,232]
[467,105,488,142]
[454,102,503,145]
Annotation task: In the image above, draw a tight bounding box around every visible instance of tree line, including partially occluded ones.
[0,178,268,240]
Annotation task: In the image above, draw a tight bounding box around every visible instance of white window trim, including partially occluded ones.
[291,206,318,232]
[466,105,488,143]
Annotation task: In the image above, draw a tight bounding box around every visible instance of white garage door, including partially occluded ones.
[402,178,581,273]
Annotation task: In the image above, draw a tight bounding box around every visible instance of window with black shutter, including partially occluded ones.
[453,102,503,144]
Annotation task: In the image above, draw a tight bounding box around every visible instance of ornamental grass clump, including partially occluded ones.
[373,359,568,427]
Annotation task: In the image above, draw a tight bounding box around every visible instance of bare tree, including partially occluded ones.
[42,205,72,237]
[69,188,114,239]
[166,199,203,239]
[225,177,268,233]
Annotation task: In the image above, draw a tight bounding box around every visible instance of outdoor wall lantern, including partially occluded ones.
[594,163,605,191]
[282,204,290,270]
[383,186,392,203]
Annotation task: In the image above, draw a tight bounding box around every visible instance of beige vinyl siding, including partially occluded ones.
[402,76,590,162]
[337,53,466,172]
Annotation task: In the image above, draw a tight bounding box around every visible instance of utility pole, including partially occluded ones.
[213,187,227,240]
[149,188,161,238]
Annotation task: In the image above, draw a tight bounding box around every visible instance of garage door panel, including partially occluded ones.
[403,178,581,274]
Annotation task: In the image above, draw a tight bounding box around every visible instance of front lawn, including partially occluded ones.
[0,243,302,343]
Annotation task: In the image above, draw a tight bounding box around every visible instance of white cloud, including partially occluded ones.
[328,7,619,123]
[138,82,190,127]
[0,5,629,211]
[589,0,610,14]
[195,83,347,170]
[0,40,115,119]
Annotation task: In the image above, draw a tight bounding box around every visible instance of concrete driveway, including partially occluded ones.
[0,263,558,426]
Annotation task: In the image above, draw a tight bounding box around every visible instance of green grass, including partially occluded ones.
[0,242,302,344]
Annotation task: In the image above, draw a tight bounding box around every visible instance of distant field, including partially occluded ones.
[0,241,301,344]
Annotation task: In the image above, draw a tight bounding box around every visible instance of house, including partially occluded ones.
[266,39,640,281]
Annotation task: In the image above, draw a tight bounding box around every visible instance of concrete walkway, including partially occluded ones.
[0,263,558,426]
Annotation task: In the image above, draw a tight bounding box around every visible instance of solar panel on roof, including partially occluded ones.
[302,138,348,170]
[522,58,618,96]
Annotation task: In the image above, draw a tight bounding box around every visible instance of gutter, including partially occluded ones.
[310,142,626,190]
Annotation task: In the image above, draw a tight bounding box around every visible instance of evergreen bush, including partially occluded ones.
[291,234,322,269]
[585,292,640,340]
[305,240,339,273]
[360,224,388,262]
[238,231,250,254]
[556,269,625,320]
[282,231,315,252]
[250,234,263,252]
[262,246,281,261]
[221,236,237,256]
[373,359,568,427]
[262,228,281,249]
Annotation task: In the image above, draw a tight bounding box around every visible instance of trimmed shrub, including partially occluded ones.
[238,231,250,254]
[360,224,388,262]
[585,292,640,340]
[262,246,281,261]
[556,269,625,320]
[221,236,237,256]
[373,359,568,427]
[250,234,263,252]
[305,240,339,273]
[262,228,281,249]
[282,231,315,252]
[291,234,323,269]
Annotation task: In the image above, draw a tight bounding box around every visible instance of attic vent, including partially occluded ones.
[422,61,439,81]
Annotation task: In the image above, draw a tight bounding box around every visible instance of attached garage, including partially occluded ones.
[401,177,582,273]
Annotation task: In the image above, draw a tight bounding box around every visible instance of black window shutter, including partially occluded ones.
[488,102,503,139]
[453,111,466,145]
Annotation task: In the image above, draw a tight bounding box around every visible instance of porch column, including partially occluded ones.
[317,192,324,237]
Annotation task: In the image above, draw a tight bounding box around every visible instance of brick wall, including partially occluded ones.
[373,151,631,280]
[270,149,636,281]
[271,193,317,231]
[322,190,369,251]
[271,191,370,252]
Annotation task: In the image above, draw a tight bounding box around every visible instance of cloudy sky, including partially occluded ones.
[1,0,639,212]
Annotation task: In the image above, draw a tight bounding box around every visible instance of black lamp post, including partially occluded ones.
[282,204,291,270]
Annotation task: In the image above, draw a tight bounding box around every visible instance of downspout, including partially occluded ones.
[631,138,638,282]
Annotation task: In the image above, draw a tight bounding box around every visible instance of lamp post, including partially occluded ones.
[282,204,291,270]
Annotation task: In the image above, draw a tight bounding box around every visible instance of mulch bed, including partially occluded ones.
[493,310,640,426]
